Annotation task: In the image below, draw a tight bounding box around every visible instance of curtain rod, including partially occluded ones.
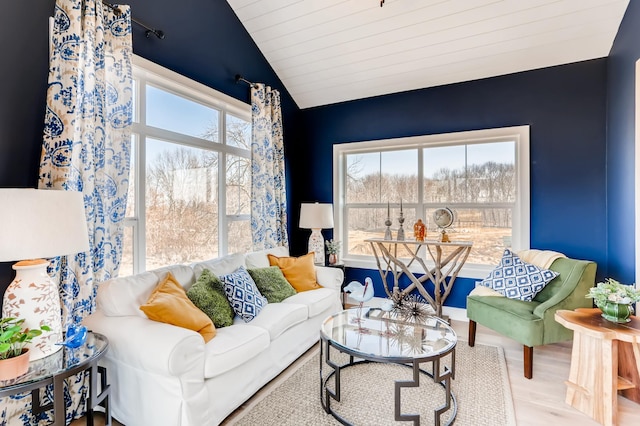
[235,74,259,89]
[103,2,165,39]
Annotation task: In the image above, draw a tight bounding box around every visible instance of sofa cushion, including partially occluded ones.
[220,266,268,322]
[97,271,159,317]
[140,272,216,342]
[248,266,297,303]
[235,302,307,340]
[203,324,270,379]
[245,246,289,269]
[478,249,559,302]
[282,288,338,318]
[187,269,235,328]
[150,265,196,291]
[192,253,245,279]
[467,294,545,347]
[268,253,321,292]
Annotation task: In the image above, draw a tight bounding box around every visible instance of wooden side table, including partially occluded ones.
[555,308,640,426]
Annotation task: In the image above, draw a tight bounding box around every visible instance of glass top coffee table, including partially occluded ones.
[320,308,457,425]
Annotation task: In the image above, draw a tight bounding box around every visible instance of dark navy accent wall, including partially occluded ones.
[0,0,56,294]
[297,61,609,308]
[0,1,627,308]
[0,0,303,298]
[606,0,640,284]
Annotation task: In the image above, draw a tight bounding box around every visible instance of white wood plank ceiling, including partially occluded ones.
[226,0,629,109]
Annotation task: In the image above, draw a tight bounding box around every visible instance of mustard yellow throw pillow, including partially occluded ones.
[140,272,216,342]
[268,252,321,292]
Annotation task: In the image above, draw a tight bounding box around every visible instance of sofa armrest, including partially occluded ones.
[532,259,596,319]
[83,310,206,378]
[315,265,344,291]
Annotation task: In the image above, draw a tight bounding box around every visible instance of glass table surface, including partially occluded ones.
[320,308,457,362]
[0,332,108,395]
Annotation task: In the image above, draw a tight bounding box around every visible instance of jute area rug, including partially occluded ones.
[229,341,516,425]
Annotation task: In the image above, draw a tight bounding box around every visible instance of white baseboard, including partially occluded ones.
[350,296,469,323]
[442,306,468,322]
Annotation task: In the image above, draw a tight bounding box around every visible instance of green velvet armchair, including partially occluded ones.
[467,257,596,379]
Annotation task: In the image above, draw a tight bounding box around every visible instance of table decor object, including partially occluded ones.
[343,277,374,322]
[325,239,341,265]
[0,317,50,380]
[433,207,454,243]
[384,202,393,240]
[0,188,90,360]
[413,218,426,241]
[396,199,405,241]
[300,202,334,265]
[586,278,640,323]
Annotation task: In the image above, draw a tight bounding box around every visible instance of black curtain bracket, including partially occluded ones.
[235,74,259,89]
[103,2,165,40]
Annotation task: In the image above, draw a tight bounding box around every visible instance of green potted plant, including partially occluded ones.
[325,239,341,265]
[0,317,50,380]
[586,278,640,323]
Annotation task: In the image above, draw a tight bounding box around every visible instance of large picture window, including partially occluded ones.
[120,56,252,275]
[333,126,530,278]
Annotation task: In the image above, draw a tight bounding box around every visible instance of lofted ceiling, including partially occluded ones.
[226,0,629,109]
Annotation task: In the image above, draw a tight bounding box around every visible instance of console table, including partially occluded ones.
[0,332,111,425]
[365,239,472,318]
[555,308,640,426]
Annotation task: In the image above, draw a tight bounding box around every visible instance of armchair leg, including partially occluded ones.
[468,320,476,347]
[524,345,533,379]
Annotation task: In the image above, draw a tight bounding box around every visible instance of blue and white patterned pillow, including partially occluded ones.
[220,266,267,322]
[478,249,559,302]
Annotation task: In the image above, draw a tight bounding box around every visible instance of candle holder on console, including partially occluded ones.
[384,217,393,240]
[396,200,405,241]
[383,202,393,240]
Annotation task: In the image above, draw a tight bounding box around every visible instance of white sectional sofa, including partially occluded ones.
[83,247,344,426]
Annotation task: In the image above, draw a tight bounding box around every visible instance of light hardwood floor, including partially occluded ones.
[73,319,640,426]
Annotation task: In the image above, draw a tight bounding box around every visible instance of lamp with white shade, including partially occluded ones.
[0,188,89,360]
[299,202,334,265]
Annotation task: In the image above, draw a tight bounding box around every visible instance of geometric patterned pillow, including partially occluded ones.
[478,249,559,302]
[220,266,268,322]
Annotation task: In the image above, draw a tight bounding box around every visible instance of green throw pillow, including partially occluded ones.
[187,269,235,328]
[248,266,297,303]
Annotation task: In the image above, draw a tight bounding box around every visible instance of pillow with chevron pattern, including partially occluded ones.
[219,266,267,322]
[478,249,559,302]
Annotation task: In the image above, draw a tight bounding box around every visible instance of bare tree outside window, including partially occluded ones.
[145,140,219,269]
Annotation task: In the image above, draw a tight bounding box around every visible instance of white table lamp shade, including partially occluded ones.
[0,188,90,360]
[299,203,333,229]
[299,203,333,265]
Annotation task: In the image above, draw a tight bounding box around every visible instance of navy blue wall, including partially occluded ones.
[606,0,640,285]
[0,0,56,294]
[297,61,609,307]
[0,0,301,297]
[0,1,626,308]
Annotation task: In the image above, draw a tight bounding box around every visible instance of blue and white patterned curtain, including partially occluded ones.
[0,1,132,424]
[250,84,289,249]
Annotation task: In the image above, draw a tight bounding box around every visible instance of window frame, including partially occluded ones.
[333,125,530,279]
[124,55,252,275]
